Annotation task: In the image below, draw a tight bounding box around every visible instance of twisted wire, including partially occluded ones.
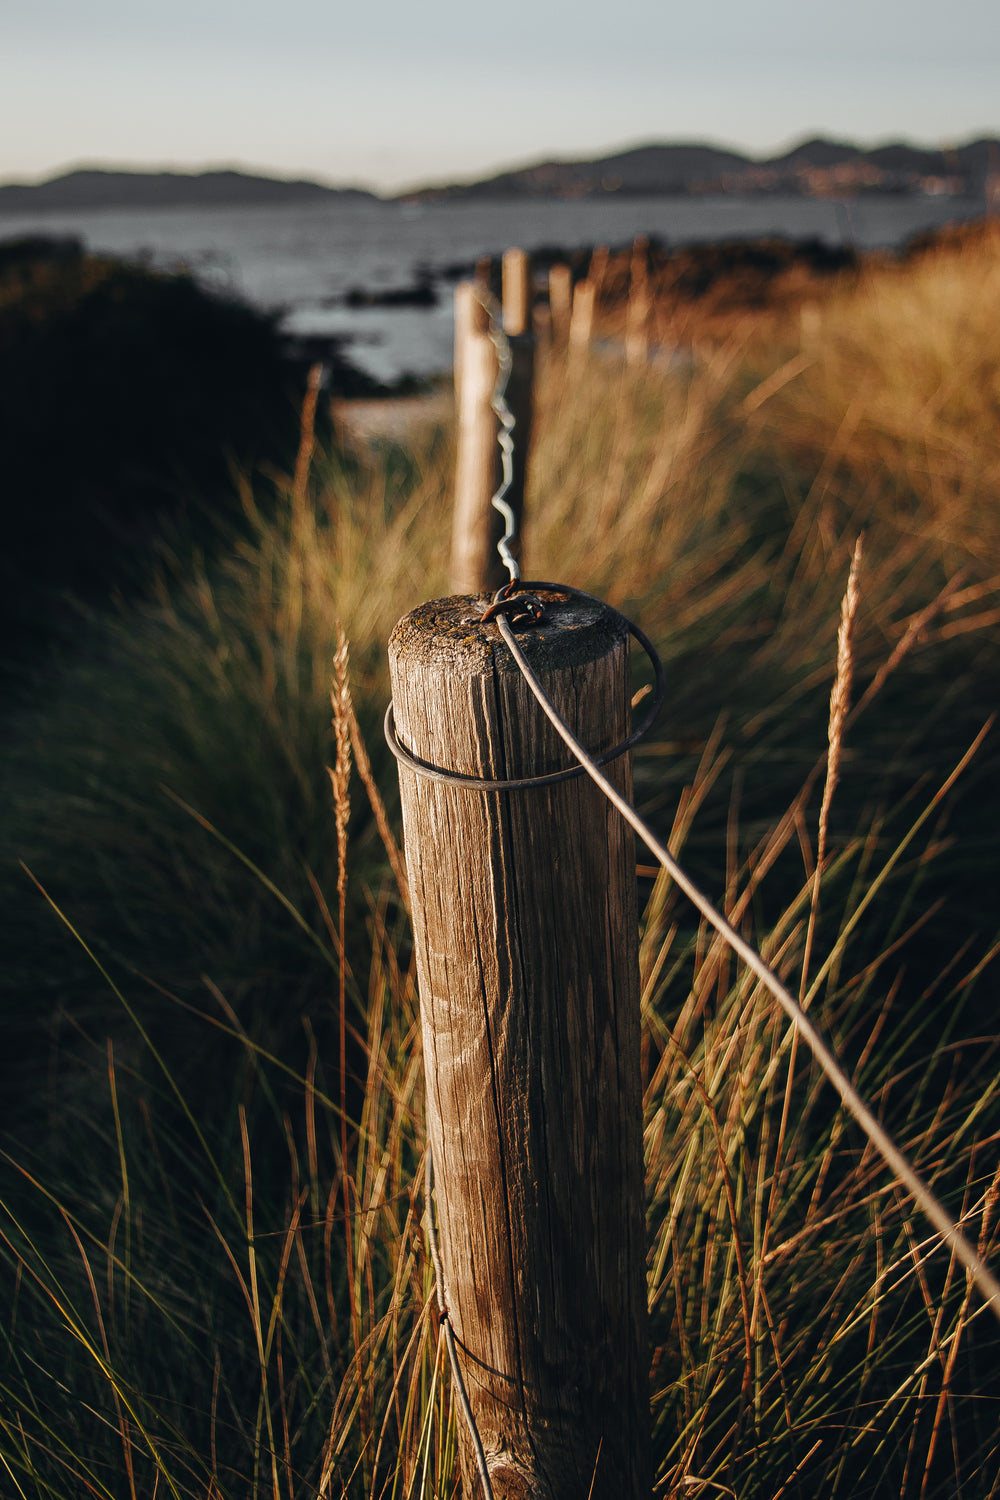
[476,288,520,587]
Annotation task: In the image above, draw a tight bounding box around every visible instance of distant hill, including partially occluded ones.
[401,136,1000,202]
[419,143,755,200]
[0,168,377,213]
[3,140,998,213]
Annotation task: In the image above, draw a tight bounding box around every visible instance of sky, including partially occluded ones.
[2,0,999,193]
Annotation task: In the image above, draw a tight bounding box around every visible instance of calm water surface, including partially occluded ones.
[0,194,983,381]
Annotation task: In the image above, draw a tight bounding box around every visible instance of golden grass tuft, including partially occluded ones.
[2,222,1000,1498]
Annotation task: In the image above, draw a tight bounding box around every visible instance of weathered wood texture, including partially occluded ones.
[389,593,650,1500]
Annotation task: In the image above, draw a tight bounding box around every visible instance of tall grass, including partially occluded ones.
[2,226,999,1496]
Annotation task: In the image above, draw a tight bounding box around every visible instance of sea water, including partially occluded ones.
[0,193,984,382]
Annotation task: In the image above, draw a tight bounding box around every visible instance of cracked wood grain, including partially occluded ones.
[389,592,650,1500]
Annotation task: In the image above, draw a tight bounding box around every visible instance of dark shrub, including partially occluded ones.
[0,238,314,666]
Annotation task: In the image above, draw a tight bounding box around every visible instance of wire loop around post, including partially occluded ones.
[384,582,665,792]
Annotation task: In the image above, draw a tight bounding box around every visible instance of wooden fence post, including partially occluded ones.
[453,279,485,397]
[588,244,610,300]
[450,251,535,596]
[547,263,573,345]
[501,247,530,337]
[389,592,650,1500]
[500,250,534,586]
[450,282,500,594]
[568,279,595,363]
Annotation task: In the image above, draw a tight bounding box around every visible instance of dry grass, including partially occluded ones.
[1,224,1000,1497]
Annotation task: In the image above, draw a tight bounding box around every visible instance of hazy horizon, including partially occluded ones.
[4,127,1000,201]
[4,0,998,194]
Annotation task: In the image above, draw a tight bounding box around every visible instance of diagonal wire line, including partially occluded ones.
[494,610,1000,1324]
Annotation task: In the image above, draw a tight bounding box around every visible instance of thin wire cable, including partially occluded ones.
[494,610,1000,1323]
[477,289,519,587]
[425,1149,496,1500]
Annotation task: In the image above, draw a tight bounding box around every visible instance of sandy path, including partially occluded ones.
[332,390,453,443]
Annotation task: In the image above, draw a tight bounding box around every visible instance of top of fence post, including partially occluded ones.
[502,247,530,335]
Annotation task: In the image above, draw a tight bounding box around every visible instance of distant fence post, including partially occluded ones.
[453,278,484,396]
[547,263,573,346]
[449,250,535,595]
[568,278,596,362]
[500,249,535,580]
[588,243,610,299]
[501,247,530,337]
[389,593,650,1500]
[450,283,500,593]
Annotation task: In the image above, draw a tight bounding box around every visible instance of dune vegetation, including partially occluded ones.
[1,221,999,1498]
